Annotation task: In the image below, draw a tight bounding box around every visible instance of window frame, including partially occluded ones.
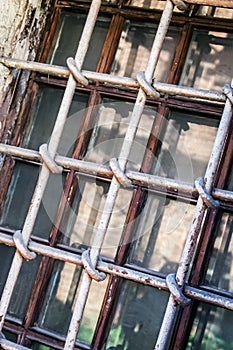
[0,1,233,349]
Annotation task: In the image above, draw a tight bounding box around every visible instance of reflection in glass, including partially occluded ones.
[37,260,108,344]
[50,13,110,69]
[187,302,233,350]
[206,212,233,293]
[129,0,165,10]
[86,99,156,172]
[61,176,133,259]
[0,245,40,320]
[106,281,169,350]
[155,112,219,182]
[226,163,233,191]
[197,6,233,19]
[31,344,55,350]
[129,193,194,274]
[180,29,233,90]
[129,0,184,11]
[111,21,180,82]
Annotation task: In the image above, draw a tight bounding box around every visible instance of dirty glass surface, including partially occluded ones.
[106,281,169,350]
[0,88,88,238]
[155,112,219,182]
[129,194,195,274]
[180,29,233,90]
[0,245,41,320]
[111,22,180,82]
[50,13,110,70]
[85,98,157,172]
[205,212,233,293]
[61,175,133,259]
[37,260,108,345]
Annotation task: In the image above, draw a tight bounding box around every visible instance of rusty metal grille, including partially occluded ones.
[0,0,233,349]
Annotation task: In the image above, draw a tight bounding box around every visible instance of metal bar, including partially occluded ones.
[0,338,31,350]
[1,232,233,313]
[0,0,101,332]
[155,80,233,349]
[1,143,233,202]
[63,1,175,349]
[0,57,226,102]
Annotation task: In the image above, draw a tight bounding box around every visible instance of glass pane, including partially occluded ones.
[0,245,14,297]
[225,163,233,190]
[85,98,156,172]
[129,193,195,274]
[197,6,233,19]
[180,29,233,90]
[31,344,56,350]
[187,302,233,350]
[0,88,89,236]
[2,331,17,342]
[37,260,108,344]
[111,22,180,82]
[50,13,110,70]
[61,176,133,259]
[155,112,219,182]
[205,212,233,293]
[9,255,41,319]
[0,245,40,320]
[26,87,88,156]
[0,162,65,239]
[106,281,169,350]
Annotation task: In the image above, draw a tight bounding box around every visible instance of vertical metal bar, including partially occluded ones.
[155,81,233,349]
[64,1,175,349]
[0,0,101,331]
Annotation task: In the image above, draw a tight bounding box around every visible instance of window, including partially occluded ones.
[0,1,233,349]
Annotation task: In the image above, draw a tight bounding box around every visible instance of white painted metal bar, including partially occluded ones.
[1,231,233,313]
[0,57,226,102]
[0,0,101,332]
[1,143,233,203]
[155,80,233,349]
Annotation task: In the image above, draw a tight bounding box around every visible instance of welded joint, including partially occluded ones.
[171,0,188,11]
[67,57,89,86]
[137,71,160,99]
[195,177,219,208]
[82,250,106,282]
[223,83,233,105]
[166,273,191,307]
[13,230,36,261]
[39,144,63,174]
[109,158,132,187]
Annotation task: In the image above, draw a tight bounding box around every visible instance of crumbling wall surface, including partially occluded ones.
[0,0,52,101]
[0,0,53,180]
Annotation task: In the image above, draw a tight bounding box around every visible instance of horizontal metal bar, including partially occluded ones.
[0,57,226,102]
[0,338,31,350]
[1,142,233,202]
[0,231,233,312]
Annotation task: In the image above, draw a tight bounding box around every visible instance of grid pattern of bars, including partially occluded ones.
[0,0,233,349]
